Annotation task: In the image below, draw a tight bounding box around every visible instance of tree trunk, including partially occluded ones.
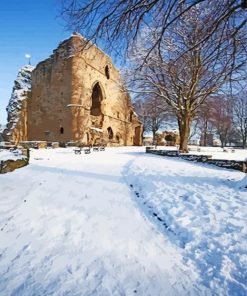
[242,133,246,149]
[203,121,208,146]
[152,129,156,147]
[242,139,246,149]
[178,115,191,152]
[220,133,226,148]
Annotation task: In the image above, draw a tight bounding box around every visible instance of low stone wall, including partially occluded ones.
[20,141,47,149]
[0,158,28,174]
[146,148,247,173]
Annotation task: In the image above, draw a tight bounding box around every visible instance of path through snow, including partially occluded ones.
[0,147,210,296]
[124,151,247,296]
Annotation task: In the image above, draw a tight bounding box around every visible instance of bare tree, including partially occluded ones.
[210,96,235,148]
[196,101,215,146]
[234,89,247,148]
[60,0,247,62]
[133,96,168,144]
[125,3,246,151]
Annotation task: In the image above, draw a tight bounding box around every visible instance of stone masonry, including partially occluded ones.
[27,33,142,146]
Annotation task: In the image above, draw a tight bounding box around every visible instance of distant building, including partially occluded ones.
[162,130,180,146]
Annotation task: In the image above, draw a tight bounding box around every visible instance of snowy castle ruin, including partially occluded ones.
[5,33,142,146]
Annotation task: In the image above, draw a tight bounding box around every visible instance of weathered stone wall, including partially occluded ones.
[0,158,28,174]
[28,40,74,142]
[5,65,34,144]
[163,131,180,146]
[28,34,142,146]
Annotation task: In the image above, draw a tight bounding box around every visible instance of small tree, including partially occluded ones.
[196,100,215,146]
[234,90,247,148]
[210,96,234,148]
[133,96,168,144]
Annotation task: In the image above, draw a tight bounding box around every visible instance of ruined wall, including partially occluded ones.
[28,40,74,142]
[163,131,180,146]
[5,65,34,144]
[69,34,142,146]
[28,34,142,146]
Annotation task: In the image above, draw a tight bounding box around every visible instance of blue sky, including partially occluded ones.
[0,0,69,124]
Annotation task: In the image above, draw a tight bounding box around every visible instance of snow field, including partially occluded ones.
[124,152,247,295]
[155,145,247,161]
[0,147,211,295]
[0,149,25,161]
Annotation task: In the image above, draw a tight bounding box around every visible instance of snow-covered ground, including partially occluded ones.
[0,149,25,161]
[124,151,247,296]
[187,147,247,161]
[0,147,246,295]
[155,145,247,161]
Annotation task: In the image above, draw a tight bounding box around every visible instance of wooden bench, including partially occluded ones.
[84,148,91,154]
[74,147,82,154]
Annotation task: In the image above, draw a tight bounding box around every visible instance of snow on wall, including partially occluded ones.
[5,65,34,133]
[0,124,5,141]
[0,149,25,162]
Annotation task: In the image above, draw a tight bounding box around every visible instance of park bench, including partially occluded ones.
[84,148,91,154]
[74,147,82,154]
[92,145,105,152]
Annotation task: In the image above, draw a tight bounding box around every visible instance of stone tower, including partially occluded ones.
[27,33,142,146]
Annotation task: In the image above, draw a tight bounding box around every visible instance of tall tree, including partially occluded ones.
[60,0,247,61]
[61,0,247,152]
[125,3,246,151]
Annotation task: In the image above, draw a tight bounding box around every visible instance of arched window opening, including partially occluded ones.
[116,133,121,143]
[129,111,133,122]
[105,65,110,79]
[107,127,114,140]
[60,126,64,134]
[165,134,175,142]
[90,82,103,116]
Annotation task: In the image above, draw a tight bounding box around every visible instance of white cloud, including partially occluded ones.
[25,54,31,59]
